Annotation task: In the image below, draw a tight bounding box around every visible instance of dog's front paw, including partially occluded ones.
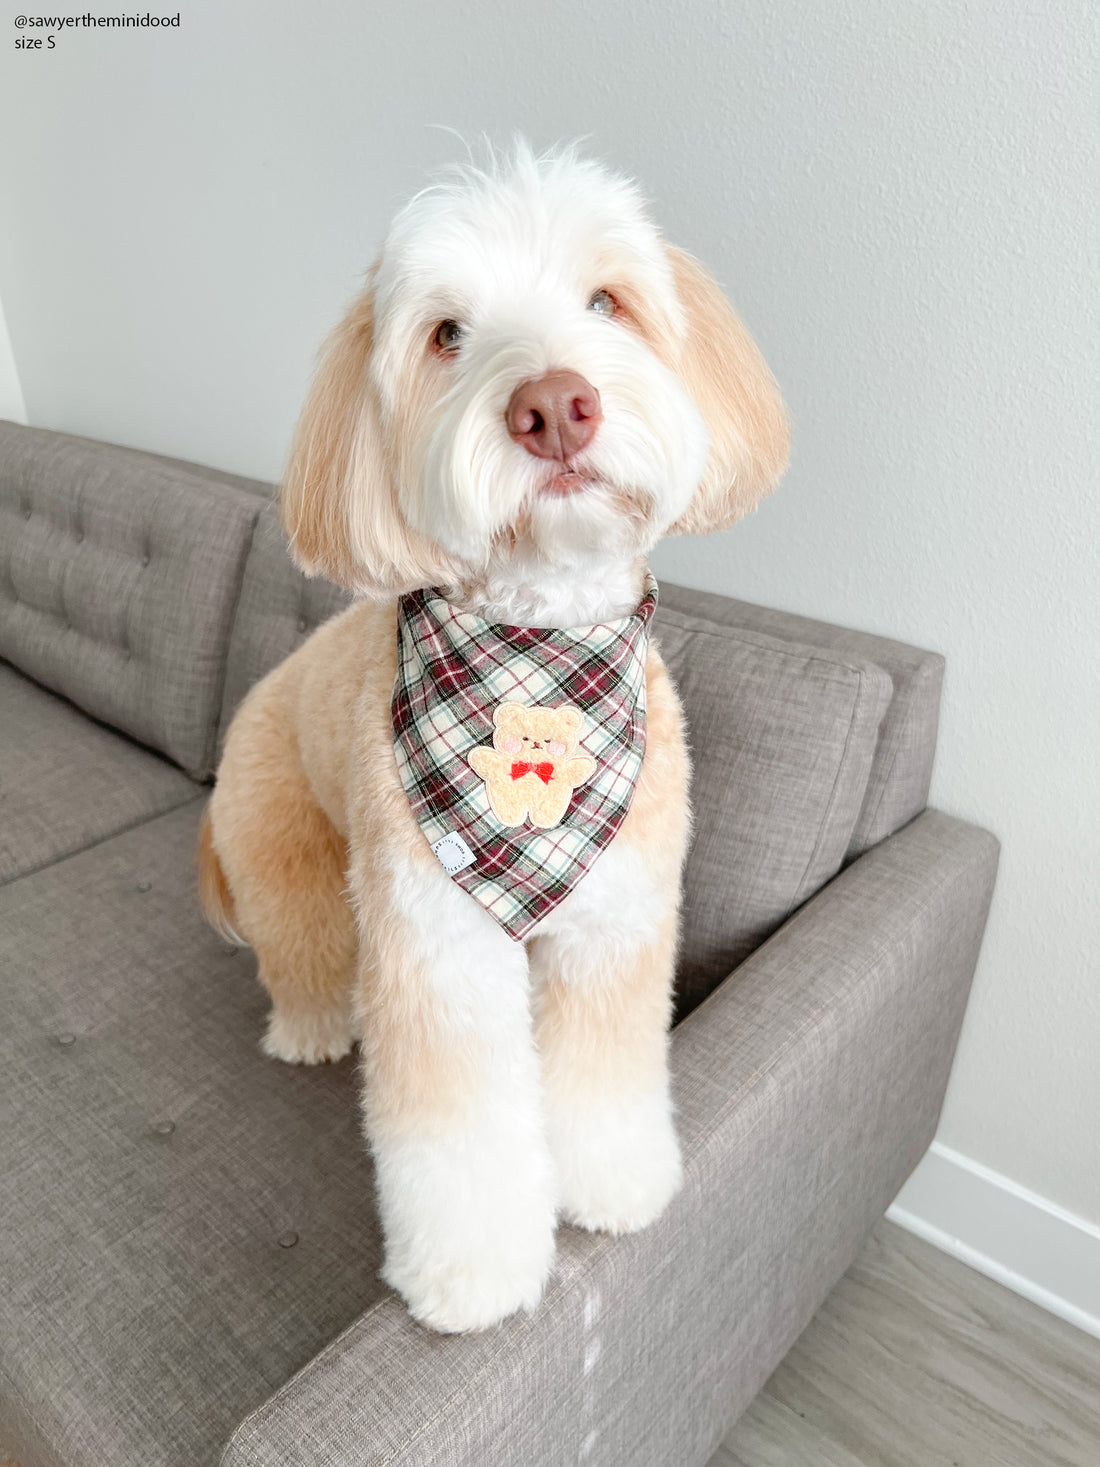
[383,1233,554,1334]
[374,1128,558,1333]
[551,1091,682,1235]
[261,1004,356,1065]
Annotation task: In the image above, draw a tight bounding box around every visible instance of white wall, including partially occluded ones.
[2,2,1097,1229]
[0,294,27,423]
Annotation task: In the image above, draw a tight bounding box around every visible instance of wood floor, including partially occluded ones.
[709,1219,1100,1467]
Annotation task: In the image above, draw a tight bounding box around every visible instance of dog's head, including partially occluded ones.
[283,142,789,594]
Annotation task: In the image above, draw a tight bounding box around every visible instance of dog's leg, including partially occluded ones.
[529,841,683,1234]
[250,796,358,1068]
[210,710,358,1066]
[354,846,557,1333]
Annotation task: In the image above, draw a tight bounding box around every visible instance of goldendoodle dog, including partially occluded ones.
[200,142,788,1332]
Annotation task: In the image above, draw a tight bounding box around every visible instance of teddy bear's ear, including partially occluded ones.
[493,702,525,728]
[554,705,585,734]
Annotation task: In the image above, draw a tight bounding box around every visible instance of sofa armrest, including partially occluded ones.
[221,809,999,1467]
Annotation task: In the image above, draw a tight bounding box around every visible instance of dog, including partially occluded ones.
[199,142,788,1334]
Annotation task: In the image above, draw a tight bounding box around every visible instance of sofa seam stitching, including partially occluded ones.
[0,790,205,889]
[0,1352,61,1461]
[655,608,875,680]
[220,1296,393,1460]
[856,657,940,845]
[790,665,873,903]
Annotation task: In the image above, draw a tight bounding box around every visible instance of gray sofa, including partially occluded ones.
[0,419,999,1467]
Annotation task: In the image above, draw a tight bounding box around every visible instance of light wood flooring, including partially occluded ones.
[709,1219,1100,1467]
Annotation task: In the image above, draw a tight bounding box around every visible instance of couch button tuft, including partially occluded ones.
[297,616,308,633]
[278,1230,299,1249]
[56,1032,76,1047]
[151,1120,175,1136]
[136,880,152,893]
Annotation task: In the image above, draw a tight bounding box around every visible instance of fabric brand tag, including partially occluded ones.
[431,831,476,876]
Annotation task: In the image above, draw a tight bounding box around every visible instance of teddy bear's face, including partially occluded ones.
[492,703,583,759]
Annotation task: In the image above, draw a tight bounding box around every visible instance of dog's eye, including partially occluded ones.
[587,289,617,317]
[433,320,463,353]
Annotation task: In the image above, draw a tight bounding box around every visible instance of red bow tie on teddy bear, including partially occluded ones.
[510,760,555,784]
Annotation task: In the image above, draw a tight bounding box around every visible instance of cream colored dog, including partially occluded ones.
[199,143,788,1334]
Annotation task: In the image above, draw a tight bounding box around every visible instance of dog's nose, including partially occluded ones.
[506,372,602,460]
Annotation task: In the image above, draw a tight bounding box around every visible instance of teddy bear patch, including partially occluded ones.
[467,703,597,829]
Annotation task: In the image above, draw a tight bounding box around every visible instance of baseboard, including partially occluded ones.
[886,1141,1100,1340]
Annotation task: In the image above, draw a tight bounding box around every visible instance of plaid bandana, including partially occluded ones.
[392,574,658,940]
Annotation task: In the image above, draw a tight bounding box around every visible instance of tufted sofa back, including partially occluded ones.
[217,498,353,749]
[0,421,267,779]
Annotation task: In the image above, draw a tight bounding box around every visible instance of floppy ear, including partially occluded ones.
[665,246,790,536]
[281,277,459,595]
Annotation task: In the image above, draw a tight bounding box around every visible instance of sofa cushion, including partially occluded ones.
[0,792,997,1467]
[218,497,353,747]
[654,609,893,1016]
[0,421,265,779]
[0,661,198,884]
[658,583,943,858]
[0,800,383,1467]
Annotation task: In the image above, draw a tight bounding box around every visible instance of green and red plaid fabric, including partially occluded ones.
[392,574,657,940]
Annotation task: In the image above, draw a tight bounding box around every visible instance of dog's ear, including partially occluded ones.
[281,279,458,595]
[665,246,789,536]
